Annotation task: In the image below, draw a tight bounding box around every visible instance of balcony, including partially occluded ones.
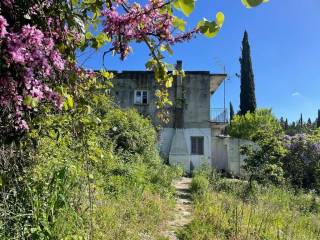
[210,108,229,124]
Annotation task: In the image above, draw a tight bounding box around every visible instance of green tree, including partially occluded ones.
[242,129,287,185]
[285,118,289,131]
[239,31,257,115]
[317,110,320,128]
[299,113,303,127]
[280,117,285,129]
[228,109,283,141]
[307,118,312,127]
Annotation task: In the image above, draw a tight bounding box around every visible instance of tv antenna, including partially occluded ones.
[213,58,229,120]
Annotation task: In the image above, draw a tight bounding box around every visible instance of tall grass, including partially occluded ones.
[178,170,320,240]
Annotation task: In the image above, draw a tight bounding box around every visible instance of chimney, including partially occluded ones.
[175,60,184,128]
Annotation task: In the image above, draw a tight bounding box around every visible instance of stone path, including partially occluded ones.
[162,177,192,240]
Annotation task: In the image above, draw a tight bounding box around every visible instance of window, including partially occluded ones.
[191,136,204,155]
[134,90,148,105]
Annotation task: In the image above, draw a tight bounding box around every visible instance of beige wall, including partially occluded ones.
[211,136,255,176]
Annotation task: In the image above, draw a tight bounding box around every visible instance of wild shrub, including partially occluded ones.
[283,133,320,192]
[241,129,287,185]
[178,173,320,240]
[228,109,283,141]
[0,85,178,239]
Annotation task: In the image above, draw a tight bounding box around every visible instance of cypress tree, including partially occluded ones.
[280,117,285,128]
[239,31,256,115]
[299,113,303,127]
[284,118,289,130]
[230,102,235,122]
[317,109,320,128]
[307,118,312,127]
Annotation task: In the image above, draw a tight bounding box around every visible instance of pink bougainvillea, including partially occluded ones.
[0,15,65,130]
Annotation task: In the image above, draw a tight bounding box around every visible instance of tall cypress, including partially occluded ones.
[307,118,312,126]
[239,31,256,115]
[299,113,303,127]
[230,102,235,122]
[317,109,320,128]
[284,118,289,130]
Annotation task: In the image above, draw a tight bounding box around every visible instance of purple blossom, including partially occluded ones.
[50,50,65,70]
[101,0,197,60]
[0,15,8,38]
[0,17,66,131]
[1,0,14,8]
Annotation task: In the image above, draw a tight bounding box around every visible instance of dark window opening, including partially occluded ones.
[134,90,148,104]
[191,136,204,155]
[142,91,148,104]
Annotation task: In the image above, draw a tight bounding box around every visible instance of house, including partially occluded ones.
[111,60,251,175]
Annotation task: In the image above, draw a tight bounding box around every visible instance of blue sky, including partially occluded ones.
[79,0,320,122]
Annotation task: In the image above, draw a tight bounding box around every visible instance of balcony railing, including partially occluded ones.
[210,108,229,123]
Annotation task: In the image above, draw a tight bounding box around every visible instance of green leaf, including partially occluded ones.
[241,0,268,8]
[100,69,114,79]
[173,0,195,17]
[216,12,225,28]
[197,12,225,38]
[23,95,33,106]
[165,77,173,88]
[159,44,173,55]
[31,98,38,108]
[23,95,38,108]
[71,0,79,6]
[96,32,111,44]
[67,95,74,109]
[165,44,173,55]
[173,17,186,31]
[160,44,166,52]
[85,32,93,40]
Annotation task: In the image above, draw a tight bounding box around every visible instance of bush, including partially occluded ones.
[242,129,287,185]
[191,174,209,196]
[228,109,283,141]
[283,133,320,192]
[0,87,178,239]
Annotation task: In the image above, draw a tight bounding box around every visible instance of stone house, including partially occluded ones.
[111,61,250,175]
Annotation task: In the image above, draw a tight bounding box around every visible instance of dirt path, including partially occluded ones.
[162,177,192,240]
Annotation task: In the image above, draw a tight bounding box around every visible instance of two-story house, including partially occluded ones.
[111,60,251,175]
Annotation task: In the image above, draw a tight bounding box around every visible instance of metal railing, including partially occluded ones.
[210,108,229,123]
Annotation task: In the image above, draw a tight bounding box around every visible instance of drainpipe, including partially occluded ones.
[175,60,184,128]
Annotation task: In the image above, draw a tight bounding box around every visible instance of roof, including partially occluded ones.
[210,74,227,94]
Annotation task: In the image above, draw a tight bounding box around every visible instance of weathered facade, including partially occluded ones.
[111,61,250,174]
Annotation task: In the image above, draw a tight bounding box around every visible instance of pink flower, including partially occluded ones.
[50,50,65,70]
[0,15,8,38]
[8,45,25,64]
[21,25,44,46]
[0,19,66,131]
[2,0,14,8]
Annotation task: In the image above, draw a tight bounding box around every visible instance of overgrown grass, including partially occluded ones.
[0,99,182,239]
[178,169,320,240]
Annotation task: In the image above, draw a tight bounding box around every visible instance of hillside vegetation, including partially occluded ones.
[178,169,320,240]
[0,85,181,239]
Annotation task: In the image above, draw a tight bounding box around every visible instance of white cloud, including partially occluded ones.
[291,92,301,97]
